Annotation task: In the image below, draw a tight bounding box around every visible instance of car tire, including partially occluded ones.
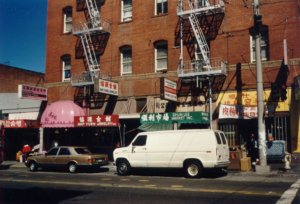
[117,160,131,176]
[68,163,77,173]
[184,161,203,178]
[29,161,38,172]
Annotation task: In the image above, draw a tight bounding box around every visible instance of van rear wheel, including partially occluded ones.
[185,161,202,178]
[117,160,131,176]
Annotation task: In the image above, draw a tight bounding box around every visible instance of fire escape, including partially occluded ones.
[177,0,226,78]
[71,0,111,86]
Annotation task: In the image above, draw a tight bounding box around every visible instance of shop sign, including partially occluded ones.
[18,85,47,101]
[1,120,40,128]
[160,78,177,102]
[94,79,118,96]
[9,112,39,120]
[219,104,275,119]
[294,75,300,101]
[74,115,119,127]
[140,111,209,124]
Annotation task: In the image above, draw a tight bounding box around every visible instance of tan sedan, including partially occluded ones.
[25,146,109,173]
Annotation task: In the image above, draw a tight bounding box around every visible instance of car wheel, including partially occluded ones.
[117,160,131,176]
[185,161,202,178]
[29,161,38,172]
[68,163,77,173]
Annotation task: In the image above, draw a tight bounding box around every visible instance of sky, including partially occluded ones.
[0,0,48,73]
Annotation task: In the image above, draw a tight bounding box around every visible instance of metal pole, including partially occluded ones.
[208,77,212,129]
[253,0,270,172]
[180,16,183,67]
[39,127,44,154]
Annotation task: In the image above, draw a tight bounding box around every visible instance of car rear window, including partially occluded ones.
[220,133,227,145]
[74,148,91,154]
[214,132,222,144]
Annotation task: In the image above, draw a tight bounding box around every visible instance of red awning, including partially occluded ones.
[1,120,40,128]
[41,100,86,128]
[74,115,119,127]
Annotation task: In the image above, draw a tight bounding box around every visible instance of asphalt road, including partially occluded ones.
[0,166,299,204]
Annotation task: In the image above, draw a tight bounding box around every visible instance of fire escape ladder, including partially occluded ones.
[188,2,211,70]
[86,0,101,28]
[80,33,99,75]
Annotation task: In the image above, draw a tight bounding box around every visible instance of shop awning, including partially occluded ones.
[41,100,85,128]
[74,115,120,127]
[0,120,40,128]
[138,111,209,131]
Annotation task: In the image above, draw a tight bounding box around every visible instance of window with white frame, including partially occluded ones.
[62,55,71,81]
[121,47,132,75]
[63,8,72,33]
[155,41,168,72]
[155,0,168,15]
[250,27,269,62]
[121,0,132,22]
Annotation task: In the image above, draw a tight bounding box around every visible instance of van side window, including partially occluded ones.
[214,132,222,144]
[132,135,147,146]
[220,133,227,144]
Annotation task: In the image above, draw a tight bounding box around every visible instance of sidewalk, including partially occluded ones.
[1,160,299,177]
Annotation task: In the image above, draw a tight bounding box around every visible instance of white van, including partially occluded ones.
[113,129,230,178]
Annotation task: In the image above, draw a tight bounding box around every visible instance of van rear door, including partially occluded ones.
[214,132,223,161]
[218,132,229,162]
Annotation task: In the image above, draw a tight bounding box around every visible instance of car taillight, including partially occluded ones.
[103,158,108,162]
[88,159,95,163]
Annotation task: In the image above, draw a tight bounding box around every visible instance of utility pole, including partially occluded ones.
[253,0,270,173]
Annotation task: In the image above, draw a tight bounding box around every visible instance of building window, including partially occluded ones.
[250,27,269,62]
[121,46,132,75]
[155,41,168,72]
[155,0,168,15]
[121,0,132,22]
[63,8,72,33]
[62,55,71,81]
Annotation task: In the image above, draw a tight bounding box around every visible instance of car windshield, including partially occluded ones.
[74,148,91,154]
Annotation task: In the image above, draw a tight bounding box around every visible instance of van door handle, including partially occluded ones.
[142,148,147,150]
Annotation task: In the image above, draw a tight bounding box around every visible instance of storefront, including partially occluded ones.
[217,90,291,152]
[0,119,40,160]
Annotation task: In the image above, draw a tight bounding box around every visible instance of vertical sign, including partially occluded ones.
[160,78,177,102]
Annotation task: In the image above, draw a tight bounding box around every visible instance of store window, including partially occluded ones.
[219,124,237,146]
[155,0,168,15]
[121,0,132,22]
[250,26,269,63]
[62,55,71,81]
[120,46,132,75]
[154,41,168,72]
[63,7,72,33]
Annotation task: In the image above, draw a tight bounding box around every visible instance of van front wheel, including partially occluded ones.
[185,161,202,178]
[117,160,131,176]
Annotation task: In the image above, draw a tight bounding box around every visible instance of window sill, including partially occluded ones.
[151,13,168,18]
[61,32,72,36]
[119,20,133,25]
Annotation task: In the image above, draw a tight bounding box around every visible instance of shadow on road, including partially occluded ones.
[0,187,92,203]
[0,165,11,170]
[124,168,228,179]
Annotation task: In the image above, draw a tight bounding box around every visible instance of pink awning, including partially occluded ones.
[41,100,85,128]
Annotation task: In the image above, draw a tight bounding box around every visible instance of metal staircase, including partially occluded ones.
[72,0,111,87]
[188,3,211,70]
[177,0,226,77]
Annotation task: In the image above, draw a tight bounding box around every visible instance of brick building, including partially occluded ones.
[44,0,300,157]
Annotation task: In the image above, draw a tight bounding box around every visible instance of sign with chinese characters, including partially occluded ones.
[18,85,47,101]
[9,112,39,120]
[219,104,258,119]
[294,75,300,101]
[216,90,290,112]
[74,115,119,127]
[94,79,118,96]
[1,120,40,128]
[160,78,177,102]
[140,112,209,124]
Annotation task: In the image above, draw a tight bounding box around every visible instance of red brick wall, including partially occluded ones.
[45,0,300,101]
[0,65,45,93]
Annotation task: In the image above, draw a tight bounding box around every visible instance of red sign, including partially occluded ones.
[1,120,40,128]
[74,115,119,127]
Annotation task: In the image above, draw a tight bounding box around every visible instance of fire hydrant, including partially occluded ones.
[284,152,291,170]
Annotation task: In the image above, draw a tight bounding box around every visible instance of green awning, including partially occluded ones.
[138,123,182,132]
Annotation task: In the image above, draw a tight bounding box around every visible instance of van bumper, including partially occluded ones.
[214,161,230,168]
